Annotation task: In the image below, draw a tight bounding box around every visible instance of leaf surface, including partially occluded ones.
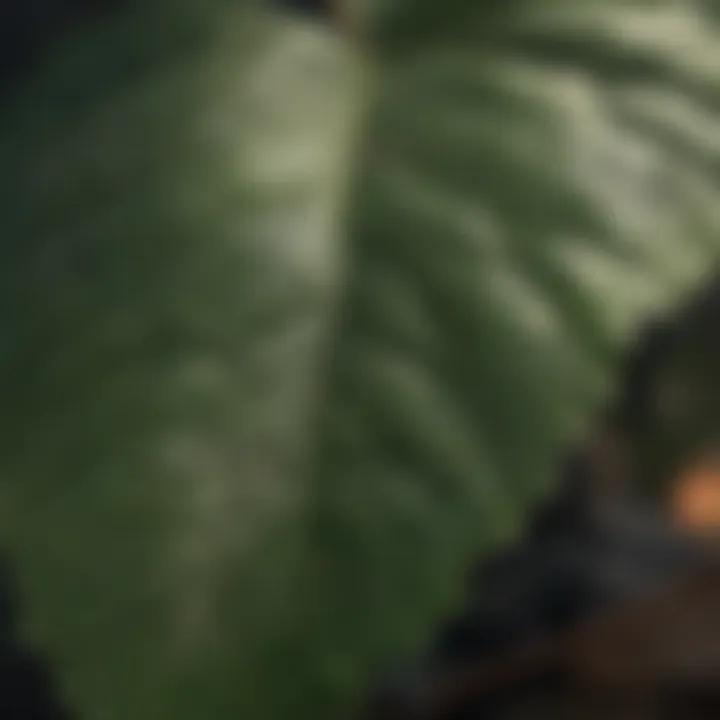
[1,0,719,718]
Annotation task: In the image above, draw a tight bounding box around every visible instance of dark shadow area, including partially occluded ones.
[0,560,74,719]
[0,1,125,99]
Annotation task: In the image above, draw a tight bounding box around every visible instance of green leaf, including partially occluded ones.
[1,0,719,718]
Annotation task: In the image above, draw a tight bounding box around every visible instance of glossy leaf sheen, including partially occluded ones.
[0,0,719,718]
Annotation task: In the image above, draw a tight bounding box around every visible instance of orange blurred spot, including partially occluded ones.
[672,458,720,534]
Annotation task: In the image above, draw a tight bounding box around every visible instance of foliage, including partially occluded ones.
[0,0,719,717]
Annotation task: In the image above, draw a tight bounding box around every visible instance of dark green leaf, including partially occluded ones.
[0,0,719,718]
